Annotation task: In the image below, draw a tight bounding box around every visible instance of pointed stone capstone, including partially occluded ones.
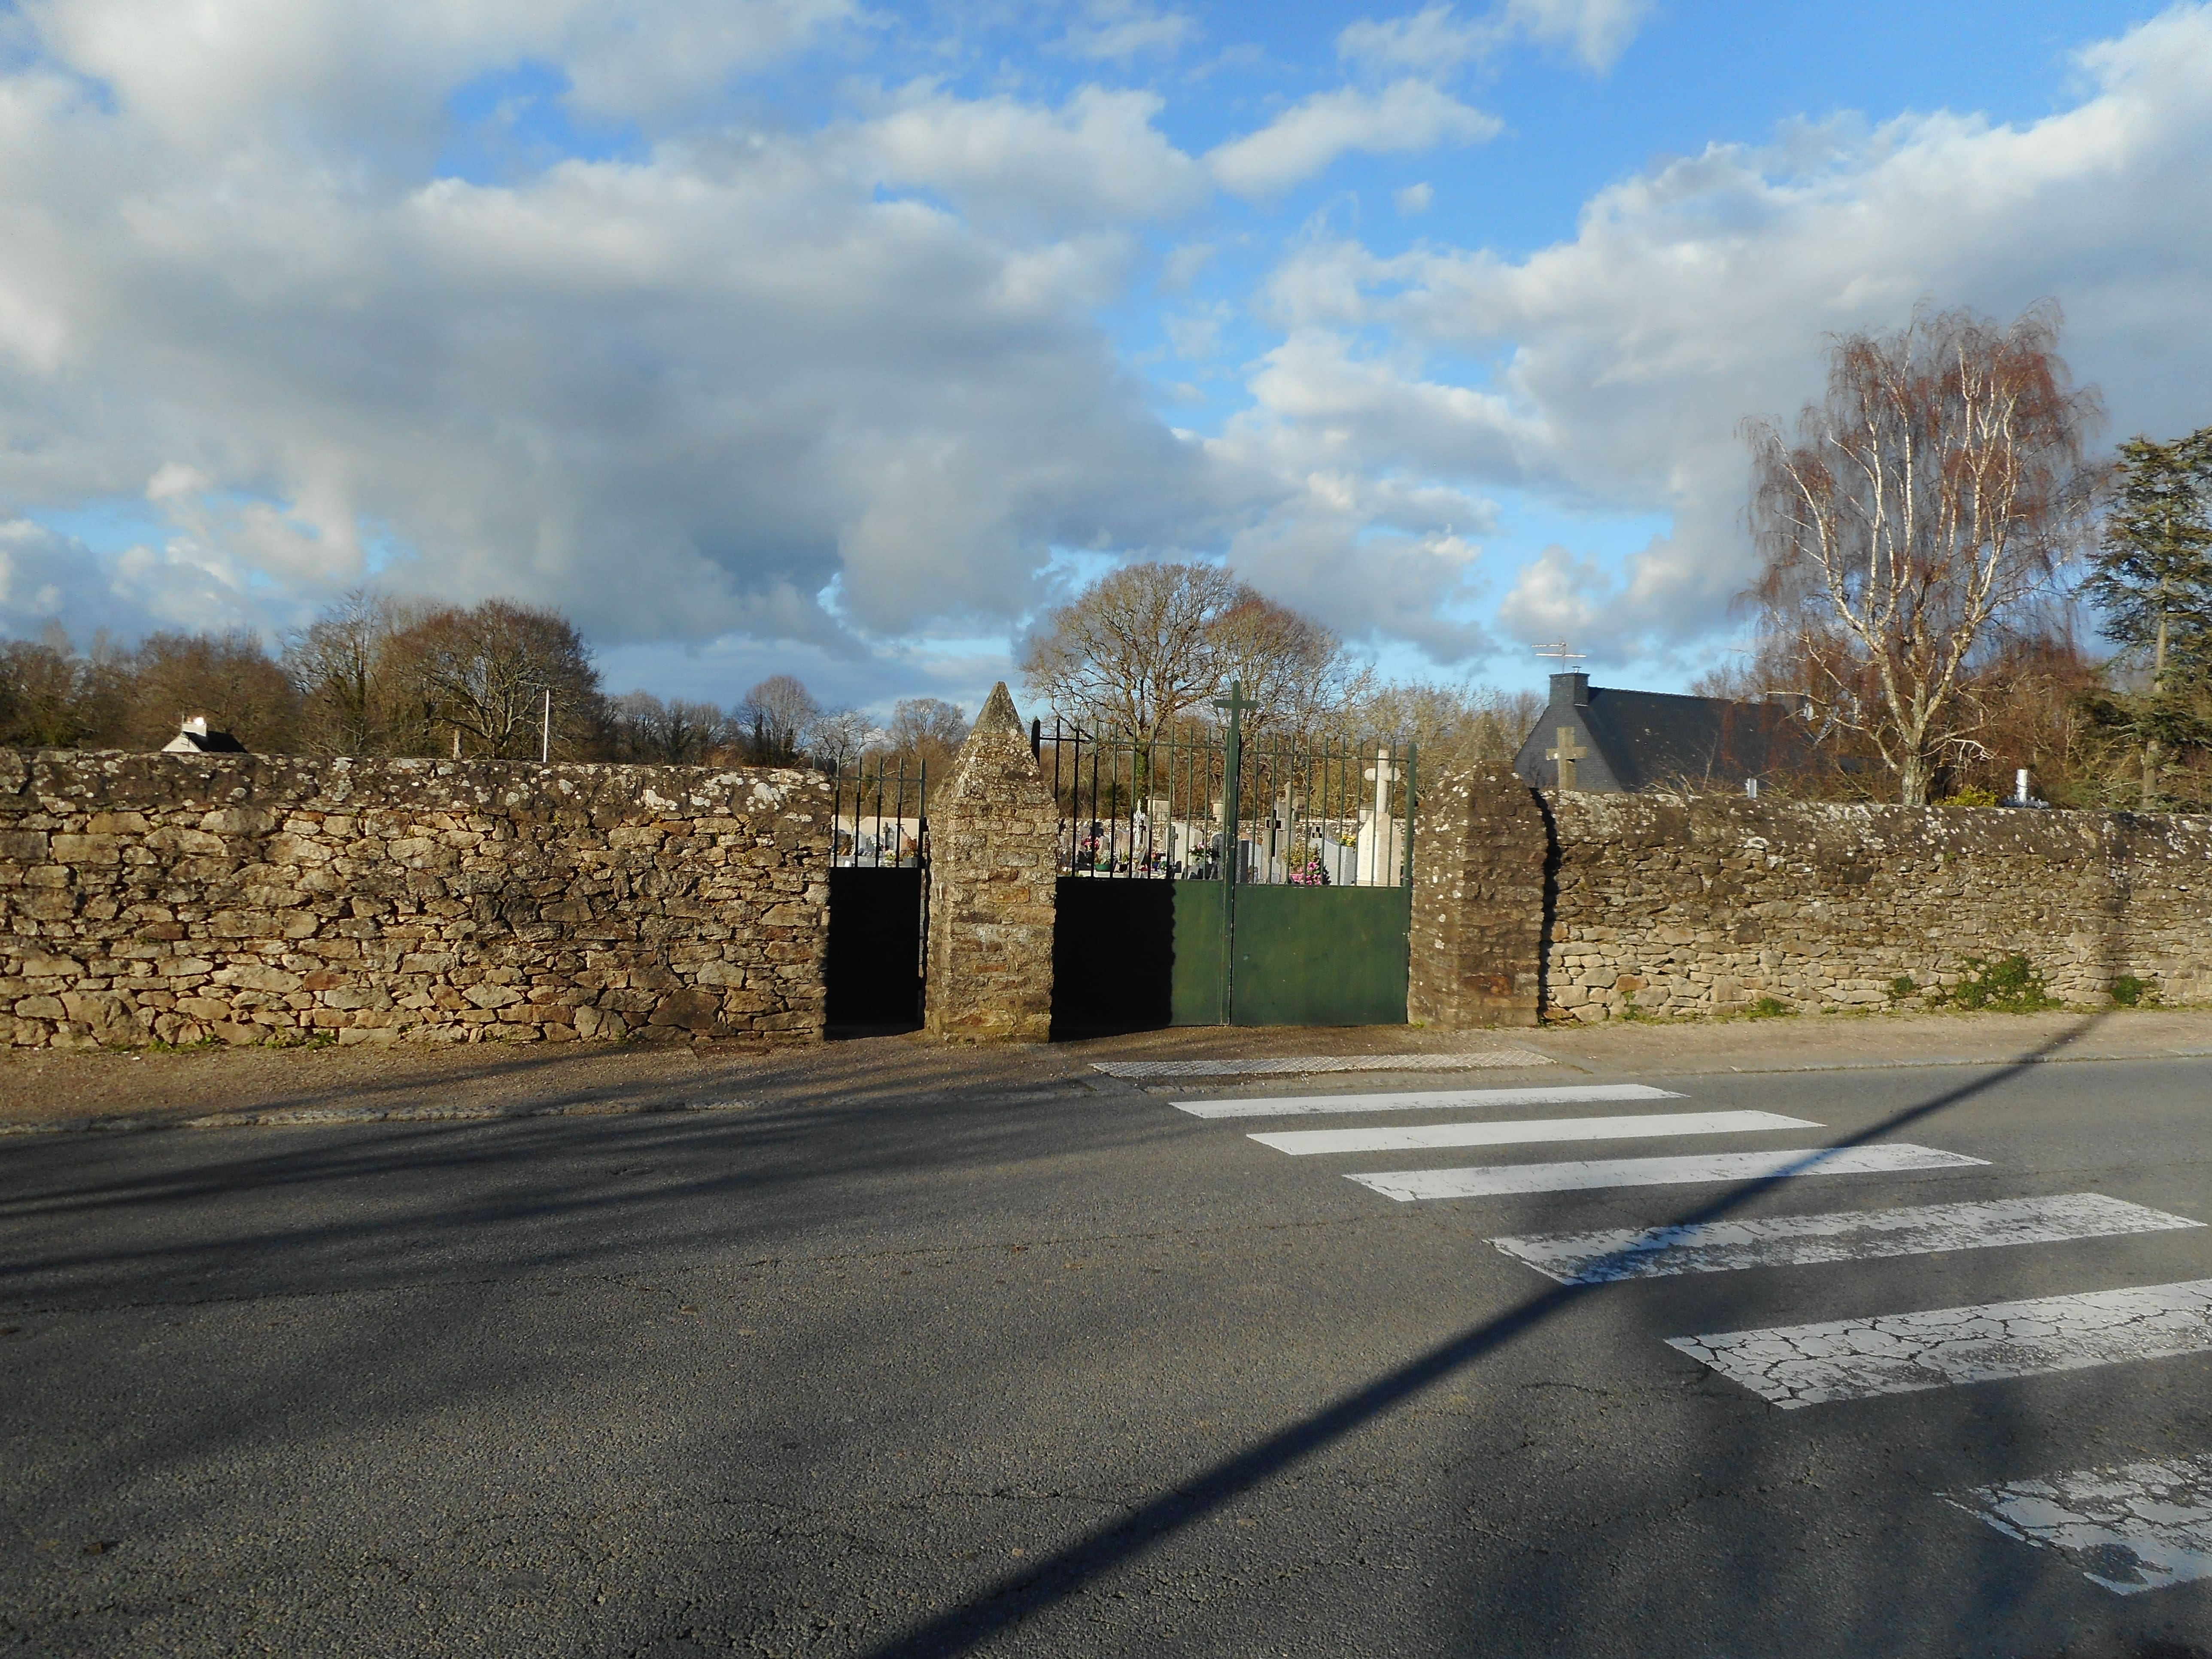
[923,684,1056,1042]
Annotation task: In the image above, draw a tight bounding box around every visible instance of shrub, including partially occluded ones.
[1747,995,1793,1019]
[1888,975,1917,1002]
[2109,974,2154,1008]
[1938,786,2000,807]
[1937,953,2056,1013]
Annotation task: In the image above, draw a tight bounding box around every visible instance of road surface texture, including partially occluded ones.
[5,1015,2212,1656]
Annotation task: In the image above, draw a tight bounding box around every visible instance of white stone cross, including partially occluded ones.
[1364,750,1402,820]
[1546,726,1588,790]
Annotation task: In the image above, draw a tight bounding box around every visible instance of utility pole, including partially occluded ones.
[541,688,552,765]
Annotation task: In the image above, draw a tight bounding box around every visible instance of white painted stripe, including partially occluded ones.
[1671,1278,2212,1409]
[1347,1142,1985,1202]
[1494,1193,2204,1285]
[1174,1083,1683,1120]
[1100,1051,1551,1079]
[1251,1110,1816,1157]
[1947,1452,2212,1595]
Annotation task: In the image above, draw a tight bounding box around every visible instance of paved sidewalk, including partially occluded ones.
[2,1007,2205,1133]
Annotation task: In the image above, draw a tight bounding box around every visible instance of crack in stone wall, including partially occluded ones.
[0,749,831,1049]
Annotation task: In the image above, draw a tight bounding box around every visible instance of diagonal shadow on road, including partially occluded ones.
[861,1013,2114,1658]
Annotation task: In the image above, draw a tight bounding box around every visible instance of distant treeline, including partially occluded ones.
[0,592,968,770]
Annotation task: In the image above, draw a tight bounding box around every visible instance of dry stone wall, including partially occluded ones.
[924,683,1056,1042]
[1408,771,1549,1028]
[0,750,833,1049]
[1544,793,2212,1020]
[1414,778,2212,1025]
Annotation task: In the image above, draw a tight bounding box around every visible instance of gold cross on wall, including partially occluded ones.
[1545,726,1589,790]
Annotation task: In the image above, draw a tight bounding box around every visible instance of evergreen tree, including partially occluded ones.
[2082,427,2212,688]
[2079,427,2212,807]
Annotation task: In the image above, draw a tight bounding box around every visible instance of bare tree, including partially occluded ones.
[0,625,99,749]
[1211,591,1369,739]
[802,707,877,770]
[283,589,437,756]
[609,690,732,763]
[1744,302,2101,803]
[1020,562,1240,747]
[1021,562,1363,744]
[125,629,302,752]
[882,697,968,773]
[739,675,818,766]
[1348,680,1543,778]
[402,600,606,760]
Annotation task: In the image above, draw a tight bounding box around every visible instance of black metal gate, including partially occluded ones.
[1042,684,1414,1031]
[823,760,927,1031]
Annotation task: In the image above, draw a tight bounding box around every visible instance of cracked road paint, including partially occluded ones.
[1671,1278,2212,1408]
[1346,1142,1985,1202]
[1173,1083,1682,1120]
[1250,1110,1817,1157]
[1493,1193,2203,1284]
[1948,1452,2212,1594]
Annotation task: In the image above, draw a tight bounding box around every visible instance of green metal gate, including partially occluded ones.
[1042,685,1413,1030]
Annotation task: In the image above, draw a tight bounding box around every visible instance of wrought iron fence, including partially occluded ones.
[827,758,927,868]
[1034,717,1412,887]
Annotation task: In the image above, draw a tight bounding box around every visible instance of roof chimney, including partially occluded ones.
[1551,670,1590,708]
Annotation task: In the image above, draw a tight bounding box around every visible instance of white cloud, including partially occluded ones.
[0,518,265,641]
[1239,2,2212,665]
[1338,6,1483,74]
[1207,78,1501,198]
[1496,0,1650,73]
[0,33,1261,654]
[1337,1,1649,79]
[19,0,856,151]
[1395,181,1434,214]
[1057,0,1194,62]
[854,84,1208,231]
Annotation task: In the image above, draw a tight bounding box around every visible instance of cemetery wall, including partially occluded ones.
[0,749,833,1049]
[1414,778,2212,1024]
[924,684,1057,1042]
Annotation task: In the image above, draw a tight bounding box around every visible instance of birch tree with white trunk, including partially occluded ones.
[1744,303,2101,804]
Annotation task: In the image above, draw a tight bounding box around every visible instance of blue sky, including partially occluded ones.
[2,0,2207,719]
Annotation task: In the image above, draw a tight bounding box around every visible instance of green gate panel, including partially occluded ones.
[1227,884,1410,1027]
[1169,881,1229,1026]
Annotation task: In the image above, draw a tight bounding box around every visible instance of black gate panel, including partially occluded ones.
[1051,876,1173,1036]
[825,865,924,1030]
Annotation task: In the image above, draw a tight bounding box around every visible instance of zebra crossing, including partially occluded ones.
[1168,1073,2212,1597]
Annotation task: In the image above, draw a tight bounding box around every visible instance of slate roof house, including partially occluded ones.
[161,716,249,754]
[1512,671,1816,794]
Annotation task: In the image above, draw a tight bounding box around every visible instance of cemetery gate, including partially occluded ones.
[1042,684,1414,1030]
[823,759,927,1030]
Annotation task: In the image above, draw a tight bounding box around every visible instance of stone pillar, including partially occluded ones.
[924,682,1057,1042]
[1409,769,1550,1027]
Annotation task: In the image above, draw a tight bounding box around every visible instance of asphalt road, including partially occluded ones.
[5,1040,2212,1657]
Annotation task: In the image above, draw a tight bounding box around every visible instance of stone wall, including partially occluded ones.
[924,683,1056,1042]
[1407,770,1549,1028]
[1414,778,2212,1024]
[0,749,833,1049]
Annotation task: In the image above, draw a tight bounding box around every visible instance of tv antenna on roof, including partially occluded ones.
[1534,641,1587,669]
